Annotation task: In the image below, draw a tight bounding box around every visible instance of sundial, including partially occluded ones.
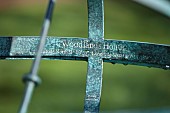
[0,0,170,113]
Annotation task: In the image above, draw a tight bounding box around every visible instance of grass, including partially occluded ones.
[0,0,170,112]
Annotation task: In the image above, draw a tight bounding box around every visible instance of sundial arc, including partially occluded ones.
[0,37,169,69]
[0,0,170,113]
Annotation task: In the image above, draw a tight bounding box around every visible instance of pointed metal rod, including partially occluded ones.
[134,0,170,17]
[18,0,56,113]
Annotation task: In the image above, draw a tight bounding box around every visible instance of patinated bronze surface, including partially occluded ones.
[0,0,169,113]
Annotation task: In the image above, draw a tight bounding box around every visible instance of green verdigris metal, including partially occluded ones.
[0,37,169,69]
[0,0,170,113]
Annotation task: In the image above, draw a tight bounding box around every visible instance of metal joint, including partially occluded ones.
[23,74,41,86]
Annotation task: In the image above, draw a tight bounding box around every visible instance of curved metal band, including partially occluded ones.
[0,36,169,70]
[85,0,104,112]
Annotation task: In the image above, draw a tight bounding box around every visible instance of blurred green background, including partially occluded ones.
[0,0,170,113]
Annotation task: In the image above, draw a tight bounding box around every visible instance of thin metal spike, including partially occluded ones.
[18,0,56,113]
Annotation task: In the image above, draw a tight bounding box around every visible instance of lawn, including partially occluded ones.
[0,0,170,113]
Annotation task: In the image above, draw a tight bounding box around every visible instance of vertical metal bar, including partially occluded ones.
[85,57,103,113]
[88,0,104,41]
[18,0,56,113]
[84,0,104,112]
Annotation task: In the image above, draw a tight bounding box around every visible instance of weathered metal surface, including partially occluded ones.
[84,0,104,112]
[0,1,170,112]
[0,36,168,113]
[0,37,12,57]
[0,36,169,70]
